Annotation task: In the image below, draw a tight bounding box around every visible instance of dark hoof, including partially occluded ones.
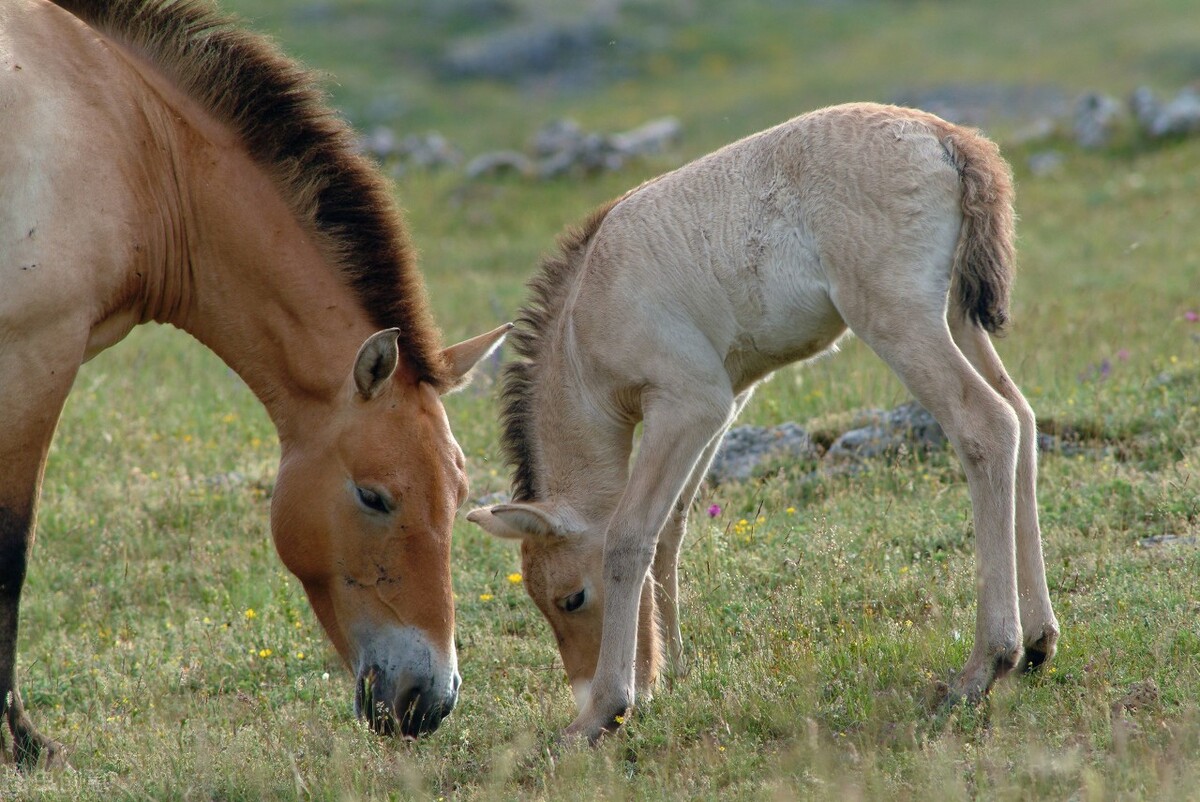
[1018,625,1059,674]
[1019,647,1050,673]
[12,731,67,772]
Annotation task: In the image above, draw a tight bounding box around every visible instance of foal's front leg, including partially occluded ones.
[566,392,734,741]
[652,392,751,684]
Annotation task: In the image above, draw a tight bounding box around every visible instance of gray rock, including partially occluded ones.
[530,118,588,158]
[825,402,947,462]
[461,115,685,181]
[358,125,399,161]
[610,116,682,156]
[1138,534,1198,548]
[464,150,535,179]
[1073,92,1123,149]
[401,132,462,169]
[1010,117,1058,146]
[1131,85,1200,139]
[890,84,1069,127]
[709,422,818,484]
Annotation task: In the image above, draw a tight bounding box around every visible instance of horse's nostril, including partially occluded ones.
[355,665,399,735]
[354,667,456,737]
[395,685,425,737]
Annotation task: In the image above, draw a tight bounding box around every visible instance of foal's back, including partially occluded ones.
[569,103,965,392]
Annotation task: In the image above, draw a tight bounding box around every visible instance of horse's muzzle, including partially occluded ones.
[354,664,460,737]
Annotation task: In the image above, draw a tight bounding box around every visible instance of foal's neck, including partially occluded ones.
[529,323,633,525]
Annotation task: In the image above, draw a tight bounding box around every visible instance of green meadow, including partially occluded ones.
[6,0,1200,798]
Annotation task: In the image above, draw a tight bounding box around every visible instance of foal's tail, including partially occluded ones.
[938,125,1017,335]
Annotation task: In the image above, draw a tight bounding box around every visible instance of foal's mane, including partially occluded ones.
[53,0,450,386]
[501,198,619,502]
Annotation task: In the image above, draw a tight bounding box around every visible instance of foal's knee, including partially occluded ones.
[955,392,1020,477]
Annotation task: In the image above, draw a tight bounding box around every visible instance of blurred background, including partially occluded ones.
[204,0,1200,477]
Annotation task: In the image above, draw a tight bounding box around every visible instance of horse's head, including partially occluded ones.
[271,325,508,737]
[467,501,661,712]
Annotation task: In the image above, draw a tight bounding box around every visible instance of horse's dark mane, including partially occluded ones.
[500,199,619,502]
[52,0,450,386]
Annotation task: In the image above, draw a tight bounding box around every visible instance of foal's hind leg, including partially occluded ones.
[0,339,81,769]
[652,391,752,683]
[950,312,1059,670]
[841,302,1023,701]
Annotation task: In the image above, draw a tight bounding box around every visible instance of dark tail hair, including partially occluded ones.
[940,127,1017,334]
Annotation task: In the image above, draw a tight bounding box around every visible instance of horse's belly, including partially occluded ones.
[724,288,847,389]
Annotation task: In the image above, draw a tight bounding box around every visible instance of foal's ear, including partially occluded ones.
[440,323,514,393]
[466,502,570,540]
[353,328,401,400]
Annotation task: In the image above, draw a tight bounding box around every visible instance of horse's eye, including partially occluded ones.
[559,589,586,613]
[355,486,391,514]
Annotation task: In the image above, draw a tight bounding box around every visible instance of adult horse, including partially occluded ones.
[469,103,1059,742]
[0,0,509,767]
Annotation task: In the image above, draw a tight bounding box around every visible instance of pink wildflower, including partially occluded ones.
[707,503,722,518]
[1185,310,1199,323]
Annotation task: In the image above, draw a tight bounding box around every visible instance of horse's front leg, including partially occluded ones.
[1,493,66,770]
[566,391,735,742]
[0,329,84,769]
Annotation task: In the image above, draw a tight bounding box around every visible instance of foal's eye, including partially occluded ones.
[559,589,586,613]
[355,486,391,514]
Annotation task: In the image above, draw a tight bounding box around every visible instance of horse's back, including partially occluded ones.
[1,0,156,353]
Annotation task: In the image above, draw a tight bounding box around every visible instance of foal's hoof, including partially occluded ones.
[932,645,1020,713]
[664,656,691,690]
[1018,623,1060,674]
[928,677,985,713]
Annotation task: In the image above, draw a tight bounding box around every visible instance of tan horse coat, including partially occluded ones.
[470,103,1058,741]
[1,0,507,765]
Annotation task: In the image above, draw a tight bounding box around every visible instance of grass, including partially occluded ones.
[5,0,1200,798]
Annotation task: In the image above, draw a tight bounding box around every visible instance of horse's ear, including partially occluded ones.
[466,502,571,540]
[440,323,514,393]
[354,328,401,400]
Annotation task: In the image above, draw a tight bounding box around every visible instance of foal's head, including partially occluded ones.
[468,502,663,710]
[272,326,507,736]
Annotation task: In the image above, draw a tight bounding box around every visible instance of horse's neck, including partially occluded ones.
[155,111,380,437]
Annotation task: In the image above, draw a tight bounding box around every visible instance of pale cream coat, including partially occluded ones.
[470,102,1058,741]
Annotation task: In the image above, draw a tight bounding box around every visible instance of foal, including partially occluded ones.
[469,102,1059,741]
